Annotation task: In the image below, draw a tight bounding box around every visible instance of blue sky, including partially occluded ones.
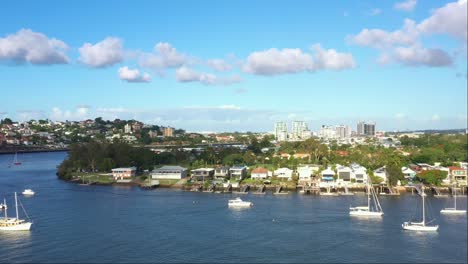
[0,0,466,132]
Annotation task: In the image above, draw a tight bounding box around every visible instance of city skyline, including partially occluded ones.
[0,0,467,132]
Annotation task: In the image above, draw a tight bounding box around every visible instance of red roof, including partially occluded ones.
[448,166,465,171]
[252,167,268,174]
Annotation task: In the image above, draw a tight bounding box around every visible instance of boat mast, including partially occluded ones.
[15,192,19,220]
[367,182,370,211]
[422,187,425,226]
[4,198,7,219]
[454,184,457,209]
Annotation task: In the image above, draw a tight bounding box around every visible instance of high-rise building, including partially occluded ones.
[292,121,310,140]
[274,122,288,141]
[319,125,337,139]
[162,127,174,137]
[335,125,351,138]
[124,123,132,134]
[357,121,376,136]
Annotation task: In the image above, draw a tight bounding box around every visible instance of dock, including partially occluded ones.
[140,179,160,189]
[273,185,289,195]
[253,185,266,195]
[233,184,249,194]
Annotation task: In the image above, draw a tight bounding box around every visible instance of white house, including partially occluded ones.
[373,166,387,183]
[229,166,248,180]
[111,167,136,180]
[336,165,353,183]
[191,168,215,182]
[251,167,270,179]
[274,168,293,180]
[351,163,368,184]
[152,166,188,180]
[401,167,416,180]
[297,166,314,181]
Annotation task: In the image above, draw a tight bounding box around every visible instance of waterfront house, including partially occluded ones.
[191,168,215,182]
[351,163,368,184]
[373,166,388,183]
[251,167,270,180]
[214,166,230,180]
[448,166,467,186]
[152,166,188,180]
[274,168,293,181]
[401,167,416,181]
[320,167,335,187]
[297,166,314,181]
[336,165,353,184]
[229,166,247,180]
[112,167,136,180]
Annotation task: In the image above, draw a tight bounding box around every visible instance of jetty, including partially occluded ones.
[379,186,400,196]
[223,184,232,193]
[300,185,320,195]
[233,185,249,194]
[140,179,160,189]
[340,186,354,196]
[273,185,289,195]
[253,185,266,195]
[203,184,216,193]
[432,186,449,197]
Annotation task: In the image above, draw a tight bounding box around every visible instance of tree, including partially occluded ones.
[387,164,404,186]
[416,170,448,186]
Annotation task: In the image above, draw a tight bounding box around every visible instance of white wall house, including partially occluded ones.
[274,168,293,180]
[152,166,188,180]
[297,166,314,181]
[351,163,368,184]
[336,165,353,183]
[373,166,387,183]
[251,167,270,179]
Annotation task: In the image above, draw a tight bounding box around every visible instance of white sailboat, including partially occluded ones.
[0,193,32,231]
[441,185,467,215]
[402,186,438,231]
[350,176,383,217]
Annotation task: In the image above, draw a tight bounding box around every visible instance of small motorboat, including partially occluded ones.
[228,197,253,208]
[22,189,35,196]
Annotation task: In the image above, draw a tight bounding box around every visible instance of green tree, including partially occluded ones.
[416,170,448,186]
[387,164,404,186]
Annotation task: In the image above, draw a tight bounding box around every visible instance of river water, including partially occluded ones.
[0,152,466,263]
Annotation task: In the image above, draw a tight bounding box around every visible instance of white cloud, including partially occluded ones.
[175,66,242,85]
[118,66,151,83]
[49,106,90,121]
[0,29,69,65]
[78,37,124,68]
[242,45,355,75]
[395,113,407,119]
[207,59,232,71]
[432,114,441,121]
[417,0,467,41]
[378,45,453,66]
[348,19,419,48]
[394,0,417,11]
[139,42,188,70]
[311,44,356,70]
[243,48,313,75]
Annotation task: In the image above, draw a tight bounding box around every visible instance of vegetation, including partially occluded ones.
[416,170,448,186]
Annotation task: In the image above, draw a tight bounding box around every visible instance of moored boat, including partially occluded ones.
[228,197,253,208]
[0,193,33,231]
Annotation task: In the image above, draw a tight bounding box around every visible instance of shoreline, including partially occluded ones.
[0,148,69,155]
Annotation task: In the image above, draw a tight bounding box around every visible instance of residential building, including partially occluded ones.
[319,125,336,139]
[274,168,293,180]
[151,166,188,180]
[351,163,368,183]
[274,122,288,141]
[297,165,314,181]
[191,168,215,182]
[401,167,416,180]
[214,166,230,179]
[337,165,353,183]
[124,123,132,134]
[251,167,270,180]
[229,166,247,180]
[292,121,310,140]
[162,127,174,137]
[373,166,388,183]
[320,167,335,183]
[111,167,136,180]
[448,166,467,186]
[335,125,351,138]
[357,121,376,136]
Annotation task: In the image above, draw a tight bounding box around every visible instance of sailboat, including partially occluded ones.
[0,193,32,231]
[441,185,467,215]
[13,152,22,165]
[402,186,438,231]
[350,176,383,216]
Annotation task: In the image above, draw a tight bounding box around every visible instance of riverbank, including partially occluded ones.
[0,146,68,154]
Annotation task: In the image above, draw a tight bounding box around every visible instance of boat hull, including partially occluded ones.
[0,222,32,231]
[349,211,383,217]
[402,222,438,231]
[440,209,467,214]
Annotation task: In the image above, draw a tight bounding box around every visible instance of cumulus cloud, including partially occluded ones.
[349,1,466,67]
[50,106,90,121]
[417,0,467,41]
[348,19,419,48]
[207,59,232,71]
[242,45,355,75]
[378,46,453,66]
[311,44,356,70]
[118,66,151,83]
[139,42,187,70]
[78,37,124,68]
[394,0,417,11]
[175,66,241,85]
[0,29,69,65]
